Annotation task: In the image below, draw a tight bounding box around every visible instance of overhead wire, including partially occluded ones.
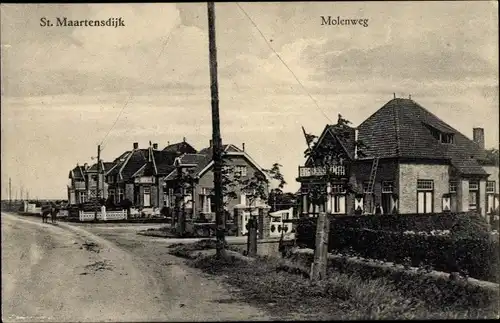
[235,2,334,124]
[99,24,180,150]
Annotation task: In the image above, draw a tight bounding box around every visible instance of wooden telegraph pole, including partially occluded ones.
[94,145,101,221]
[9,177,12,208]
[207,1,226,259]
[97,145,101,200]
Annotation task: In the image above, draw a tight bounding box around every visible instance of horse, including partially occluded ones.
[50,207,58,224]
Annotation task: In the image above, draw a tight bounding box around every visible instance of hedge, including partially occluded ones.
[296,214,499,282]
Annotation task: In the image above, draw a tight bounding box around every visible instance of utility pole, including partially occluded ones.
[95,144,101,221]
[9,177,12,207]
[97,145,101,200]
[207,1,226,259]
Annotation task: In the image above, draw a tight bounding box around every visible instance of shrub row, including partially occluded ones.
[296,216,499,282]
[297,212,490,234]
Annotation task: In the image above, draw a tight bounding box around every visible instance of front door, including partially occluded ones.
[143,187,151,207]
[417,191,433,214]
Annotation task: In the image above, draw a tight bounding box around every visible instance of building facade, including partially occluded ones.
[162,142,270,222]
[297,98,499,219]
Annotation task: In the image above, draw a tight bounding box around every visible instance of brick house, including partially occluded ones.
[67,162,115,205]
[67,164,88,204]
[105,142,185,209]
[297,97,499,218]
[162,141,270,222]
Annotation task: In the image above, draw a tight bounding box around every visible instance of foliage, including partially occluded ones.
[119,198,133,210]
[303,115,369,206]
[295,214,499,282]
[269,191,298,212]
[484,148,499,166]
[237,162,287,207]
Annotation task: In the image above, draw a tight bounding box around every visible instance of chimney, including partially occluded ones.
[153,143,158,150]
[133,142,139,150]
[242,143,245,152]
[183,137,186,142]
[409,94,412,100]
[473,128,485,149]
[393,93,396,99]
[209,139,213,147]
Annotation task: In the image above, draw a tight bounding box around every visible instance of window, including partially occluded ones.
[330,195,346,214]
[441,134,454,144]
[117,188,124,203]
[107,176,114,183]
[235,165,247,177]
[382,181,394,193]
[331,184,346,194]
[449,181,457,193]
[469,181,479,210]
[163,191,168,206]
[417,180,433,214]
[108,189,115,203]
[487,181,496,193]
[417,179,434,191]
[469,181,479,190]
[79,192,87,203]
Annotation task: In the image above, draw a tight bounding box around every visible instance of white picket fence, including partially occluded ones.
[78,208,127,222]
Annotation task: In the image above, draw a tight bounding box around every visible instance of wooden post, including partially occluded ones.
[175,167,185,236]
[247,215,258,257]
[310,212,330,281]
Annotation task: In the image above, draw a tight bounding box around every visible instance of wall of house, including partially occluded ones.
[195,155,267,218]
[399,163,449,214]
[125,183,134,203]
[351,159,399,214]
[483,165,500,192]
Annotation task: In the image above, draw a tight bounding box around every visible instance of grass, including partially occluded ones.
[168,242,498,320]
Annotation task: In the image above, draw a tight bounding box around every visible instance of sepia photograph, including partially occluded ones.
[1,1,499,321]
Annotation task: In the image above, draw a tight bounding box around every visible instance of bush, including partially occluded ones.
[296,215,499,282]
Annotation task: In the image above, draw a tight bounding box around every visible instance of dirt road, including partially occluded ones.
[1,213,270,322]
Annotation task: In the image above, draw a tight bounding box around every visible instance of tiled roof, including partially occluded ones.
[153,150,177,175]
[162,141,197,154]
[198,144,243,156]
[305,125,356,166]
[357,98,487,175]
[69,165,86,179]
[120,149,150,181]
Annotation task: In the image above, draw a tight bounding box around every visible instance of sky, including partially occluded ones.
[1,2,498,199]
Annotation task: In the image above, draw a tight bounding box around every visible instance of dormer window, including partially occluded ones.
[424,123,454,144]
[441,133,454,144]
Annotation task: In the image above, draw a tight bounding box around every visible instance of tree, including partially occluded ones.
[484,148,499,166]
[238,163,287,208]
[304,115,368,209]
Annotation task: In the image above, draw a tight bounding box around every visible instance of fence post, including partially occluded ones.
[247,215,258,257]
[310,212,330,281]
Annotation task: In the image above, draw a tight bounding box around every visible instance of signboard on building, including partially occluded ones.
[134,176,155,184]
